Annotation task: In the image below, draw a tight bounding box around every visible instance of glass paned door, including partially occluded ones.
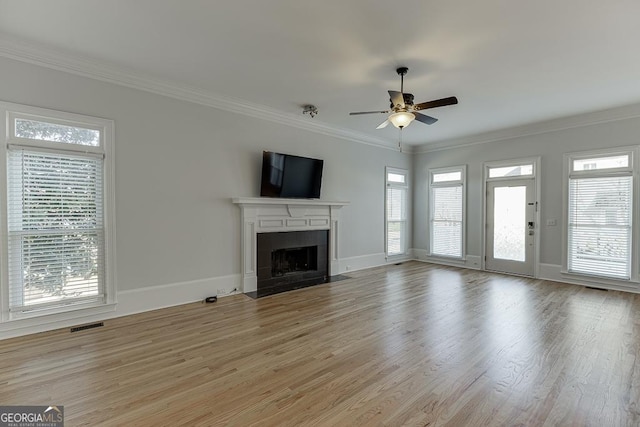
[486,179,535,276]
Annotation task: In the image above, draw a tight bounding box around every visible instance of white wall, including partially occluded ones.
[0,56,411,336]
[413,110,640,272]
[8,48,640,337]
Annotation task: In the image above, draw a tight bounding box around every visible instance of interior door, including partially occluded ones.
[485,179,535,276]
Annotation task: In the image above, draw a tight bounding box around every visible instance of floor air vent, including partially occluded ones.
[71,322,104,333]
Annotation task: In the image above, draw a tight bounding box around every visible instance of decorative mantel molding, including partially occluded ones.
[232,198,349,293]
[232,197,349,207]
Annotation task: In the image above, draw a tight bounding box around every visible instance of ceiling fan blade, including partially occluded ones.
[349,110,389,115]
[414,112,438,125]
[376,119,390,129]
[414,96,458,111]
[388,90,405,109]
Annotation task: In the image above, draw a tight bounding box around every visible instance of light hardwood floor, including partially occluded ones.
[1,261,640,426]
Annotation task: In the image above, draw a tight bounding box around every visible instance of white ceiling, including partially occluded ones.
[1,0,640,150]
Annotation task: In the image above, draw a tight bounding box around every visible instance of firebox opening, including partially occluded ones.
[256,230,329,298]
[271,246,318,277]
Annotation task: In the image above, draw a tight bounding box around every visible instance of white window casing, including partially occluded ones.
[429,166,466,259]
[386,167,408,257]
[0,102,116,323]
[563,147,637,282]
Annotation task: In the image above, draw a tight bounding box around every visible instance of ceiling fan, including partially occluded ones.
[350,67,458,130]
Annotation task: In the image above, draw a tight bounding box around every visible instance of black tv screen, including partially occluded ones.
[260,151,323,199]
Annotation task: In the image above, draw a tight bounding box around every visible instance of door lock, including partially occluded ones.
[527,221,535,229]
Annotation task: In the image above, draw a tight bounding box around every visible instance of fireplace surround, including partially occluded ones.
[232,197,348,295]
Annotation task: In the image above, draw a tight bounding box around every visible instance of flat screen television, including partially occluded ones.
[260,151,323,199]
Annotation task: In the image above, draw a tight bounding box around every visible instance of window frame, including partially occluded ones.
[562,147,639,282]
[487,163,535,179]
[0,101,116,323]
[385,166,409,258]
[428,165,466,260]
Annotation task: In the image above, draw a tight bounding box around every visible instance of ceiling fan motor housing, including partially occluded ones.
[390,93,414,109]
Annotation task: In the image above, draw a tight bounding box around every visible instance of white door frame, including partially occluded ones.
[486,178,535,275]
[482,157,541,277]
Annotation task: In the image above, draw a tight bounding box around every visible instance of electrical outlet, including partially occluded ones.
[346,265,351,271]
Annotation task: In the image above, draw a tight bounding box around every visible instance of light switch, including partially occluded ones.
[546,219,557,226]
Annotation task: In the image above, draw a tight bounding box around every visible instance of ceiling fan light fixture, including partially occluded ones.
[389,111,415,129]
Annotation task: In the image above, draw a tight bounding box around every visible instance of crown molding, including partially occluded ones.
[4,36,640,157]
[414,102,640,154]
[0,36,399,152]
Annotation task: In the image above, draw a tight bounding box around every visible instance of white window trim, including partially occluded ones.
[385,166,409,258]
[7,111,105,156]
[429,165,466,260]
[485,157,537,182]
[0,101,117,327]
[562,146,639,283]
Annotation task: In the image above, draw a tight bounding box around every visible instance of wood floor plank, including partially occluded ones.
[2,261,640,426]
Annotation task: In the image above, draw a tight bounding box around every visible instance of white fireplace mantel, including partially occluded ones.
[232,197,349,293]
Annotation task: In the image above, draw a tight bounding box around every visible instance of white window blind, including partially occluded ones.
[431,185,463,257]
[386,168,408,256]
[7,148,105,312]
[387,186,407,255]
[430,167,465,258]
[568,175,632,279]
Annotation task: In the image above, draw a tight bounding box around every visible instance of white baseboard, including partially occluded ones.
[9,259,640,341]
[411,248,482,270]
[0,303,117,340]
[4,251,414,340]
[537,263,566,284]
[115,274,241,317]
[338,252,385,274]
[538,263,639,293]
[339,252,413,274]
[0,274,241,340]
[464,255,483,269]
